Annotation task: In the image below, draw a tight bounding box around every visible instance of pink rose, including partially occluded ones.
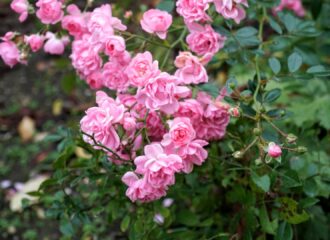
[36,0,64,25]
[195,92,230,140]
[122,172,167,202]
[80,91,125,151]
[125,51,160,87]
[102,61,130,91]
[213,0,248,24]
[24,34,45,52]
[140,9,173,39]
[267,142,282,158]
[146,111,166,141]
[87,4,126,34]
[186,25,226,57]
[176,0,212,23]
[71,39,102,77]
[273,0,305,17]
[104,36,126,57]
[86,71,103,89]
[0,41,21,68]
[44,32,69,55]
[62,4,89,39]
[10,0,29,22]
[180,139,208,173]
[175,51,208,84]
[134,143,182,188]
[174,98,204,123]
[136,72,190,114]
[162,117,196,147]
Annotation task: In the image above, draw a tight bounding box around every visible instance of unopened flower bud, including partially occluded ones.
[229,107,240,118]
[253,128,261,136]
[297,146,307,153]
[286,134,297,144]
[233,151,244,159]
[229,82,236,89]
[267,142,282,158]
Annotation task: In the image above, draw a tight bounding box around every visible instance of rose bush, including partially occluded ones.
[1,0,330,239]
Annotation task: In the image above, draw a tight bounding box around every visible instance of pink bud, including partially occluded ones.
[267,142,282,158]
[229,107,240,118]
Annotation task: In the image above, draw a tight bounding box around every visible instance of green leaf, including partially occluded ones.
[276,222,293,240]
[157,0,175,12]
[264,88,282,103]
[268,16,282,34]
[300,198,320,208]
[288,52,303,73]
[236,27,258,38]
[61,72,76,94]
[278,197,309,224]
[120,215,131,232]
[176,210,199,226]
[252,173,270,192]
[259,204,277,234]
[268,57,281,74]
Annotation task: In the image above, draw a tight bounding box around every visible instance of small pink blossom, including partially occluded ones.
[213,0,248,24]
[10,0,29,22]
[44,32,69,55]
[175,51,208,84]
[122,172,167,202]
[140,9,172,40]
[134,143,183,188]
[136,72,190,114]
[0,41,21,68]
[229,107,240,118]
[174,98,204,123]
[180,139,208,173]
[176,0,212,23]
[87,4,126,34]
[86,71,103,89]
[125,51,160,87]
[273,0,305,17]
[62,4,89,39]
[267,142,282,158]
[80,91,125,151]
[186,25,226,57]
[145,111,167,141]
[162,117,196,147]
[24,34,45,52]
[104,36,126,57]
[102,61,130,91]
[36,0,64,25]
[71,39,102,77]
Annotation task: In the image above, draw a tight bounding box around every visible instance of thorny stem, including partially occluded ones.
[262,114,288,137]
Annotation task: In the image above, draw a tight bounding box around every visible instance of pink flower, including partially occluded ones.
[0,41,21,68]
[36,0,64,25]
[174,52,208,84]
[44,32,69,55]
[104,36,126,57]
[162,117,196,147]
[267,142,282,158]
[134,143,182,188]
[80,91,125,151]
[136,72,190,114]
[180,139,208,173]
[176,0,212,23]
[174,98,204,123]
[273,0,305,17]
[140,9,172,39]
[146,111,166,141]
[125,51,159,87]
[24,34,45,52]
[213,0,248,24]
[10,0,29,22]
[71,39,102,77]
[86,71,103,89]
[195,92,230,141]
[62,4,89,39]
[186,25,226,57]
[102,61,130,91]
[122,172,167,202]
[87,4,126,34]
[229,107,240,118]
